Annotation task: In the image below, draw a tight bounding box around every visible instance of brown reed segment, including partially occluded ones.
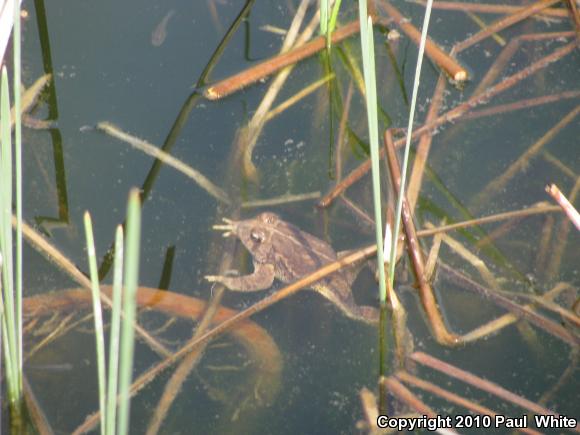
[420,1,568,18]
[407,71,448,211]
[472,31,575,97]
[319,41,577,207]
[454,0,563,52]
[23,376,55,435]
[463,90,580,120]
[395,371,544,435]
[565,0,580,41]
[416,203,561,237]
[546,183,580,230]
[410,352,567,418]
[204,20,361,100]
[438,261,580,346]
[16,216,172,358]
[378,0,468,81]
[59,285,283,434]
[379,377,462,433]
[384,130,460,346]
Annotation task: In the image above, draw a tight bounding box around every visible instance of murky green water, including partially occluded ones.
[8,0,579,433]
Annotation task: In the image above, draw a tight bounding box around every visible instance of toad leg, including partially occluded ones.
[205,262,275,292]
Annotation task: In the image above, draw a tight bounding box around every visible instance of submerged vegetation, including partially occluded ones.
[1,0,579,433]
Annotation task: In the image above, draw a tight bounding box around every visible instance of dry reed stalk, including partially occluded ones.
[410,352,567,418]
[472,31,575,97]
[379,377,461,434]
[565,0,580,40]
[474,217,523,249]
[463,90,580,120]
[16,216,171,358]
[203,19,360,100]
[378,0,468,81]
[424,222,500,291]
[415,1,568,18]
[438,262,579,346]
[26,312,76,359]
[424,229,443,281]
[542,150,578,179]
[449,276,573,343]
[406,71,448,211]
[241,191,321,208]
[464,10,506,46]
[357,388,380,434]
[23,376,55,435]
[546,177,580,279]
[384,131,460,346]
[10,73,51,129]
[454,0,562,52]
[264,74,334,122]
[416,203,561,237]
[319,41,577,207]
[535,213,555,274]
[239,2,318,181]
[546,183,580,230]
[57,285,282,434]
[473,105,580,209]
[338,195,375,230]
[97,122,230,204]
[21,115,55,129]
[538,347,579,408]
[395,371,544,435]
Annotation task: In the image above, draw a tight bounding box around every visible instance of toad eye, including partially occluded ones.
[250,230,265,243]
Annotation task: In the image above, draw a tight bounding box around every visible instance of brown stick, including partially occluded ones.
[16,216,171,358]
[396,371,544,435]
[380,377,463,434]
[438,262,580,346]
[384,130,460,346]
[418,1,568,18]
[463,90,580,120]
[406,70,448,211]
[49,286,283,434]
[410,352,570,419]
[416,203,561,237]
[318,41,577,206]
[204,20,361,100]
[454,0,563,52]
[565,0,580,41]
[378,0,468,81]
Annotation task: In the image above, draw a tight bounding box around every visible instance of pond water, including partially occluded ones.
[7,0,580,433]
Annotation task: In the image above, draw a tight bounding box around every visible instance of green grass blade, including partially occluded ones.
[0,67,21,405]
[117,189,141,435]
[320,0,328,35]
[358,1,387,303]
[106,225,124,435]
[83,212,107,435]
[13,0,23,390]
[328,0,342,33]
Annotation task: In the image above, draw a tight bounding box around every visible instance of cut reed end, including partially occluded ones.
[454,69,468,82]
[204,87,221,100]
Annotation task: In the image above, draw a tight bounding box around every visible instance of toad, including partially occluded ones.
[205,212,378,324]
